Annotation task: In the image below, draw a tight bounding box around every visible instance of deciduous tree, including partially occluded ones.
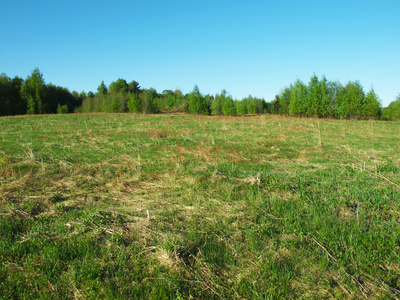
[109,78,129,94]
[97,80,108,95]
[21,68,46,114]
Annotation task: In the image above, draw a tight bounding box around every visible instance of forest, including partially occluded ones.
[1,68,400,120]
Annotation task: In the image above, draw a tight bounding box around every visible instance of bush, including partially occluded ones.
[57,104,69,114]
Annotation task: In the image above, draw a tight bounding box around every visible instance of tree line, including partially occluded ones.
[270,75,385,120]
[0,68,83,116]
[1,68,400,120]
[77,80,268,116]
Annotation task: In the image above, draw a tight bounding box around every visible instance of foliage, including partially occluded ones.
[252,98,266,114]
[188,85,208,115]
[222,95,236,116]
[235,100,246,115]
[363,89,382,119]
[211,91,224,115]
[57,104,69,114]
[278,75,385,120]
[21,68,46,114]
[97,80,108,95]
[46,84,79,114]
[140,88,158,114]
[109,78,129,94]
[270,95,281,114]
[0,70,397,122]
[0,73,25,116]
[279,88,291,115]
[128,80,141,94]
[382,94,400,120]
[127,94,142,113]
[1,69,82,116]
[336,81,365,119]
[245,95,256,114]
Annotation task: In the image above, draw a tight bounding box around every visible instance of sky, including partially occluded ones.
[1,0,399,107]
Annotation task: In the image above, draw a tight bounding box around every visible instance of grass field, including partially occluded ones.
[1,113,399,299]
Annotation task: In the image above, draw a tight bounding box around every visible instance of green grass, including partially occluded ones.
[1,113,399,299]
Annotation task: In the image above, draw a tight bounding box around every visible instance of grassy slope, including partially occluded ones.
[0,113,399,299]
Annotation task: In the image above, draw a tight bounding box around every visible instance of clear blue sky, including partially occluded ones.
[1,0,399,106]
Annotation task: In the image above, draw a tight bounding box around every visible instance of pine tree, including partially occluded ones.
[245,95,256,114]
[211,96,223,115]
[307,75,321,117]
[319,76,331,117]
[222,95,236,116]
[289,80,307,116]
[271,95,281,114]
[188,85,208,114]
[335,81,363,119]
[236,101,246,116]
[363,89,381,119]
[279,88,291,115]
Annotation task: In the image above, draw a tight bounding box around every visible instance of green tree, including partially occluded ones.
[169,89,185,111]
[0,73,10,115]
[270,95,281,114]
[167,94,176,108]
[188,85,208,114]
[140,88,158,114]
[252,98,265,114]
[73,91,86,110]
[57,104,69,114]
[162,90,174,96]
[204,94,213,112]
[46,85,78,113]
[236,101,247,116]
[279,88,291,115]
[81,93,101,112]
[109,78,129,94]
[21,68,46,114]
[245,95,256,114]
[363,89,381,119]
[327,81,343,117]
[0,74,23,116]
[337,81,365,119]
[127,94,142,112]
[99,94,110,112]
[128,80,141,94]
[307,75,321,117]
[289,80,307,116]
[318,76,332,117]
[45,84,62,113]
[110,98,118,112]
[382,94,400,120]
[222,94,236,116]
[11,76,25,115]
[264,101,272,114]
[211,90,225,115]
[162,90,174,109]
[97,80,108,95]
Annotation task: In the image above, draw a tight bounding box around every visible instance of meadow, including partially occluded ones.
[0,113,399,299]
